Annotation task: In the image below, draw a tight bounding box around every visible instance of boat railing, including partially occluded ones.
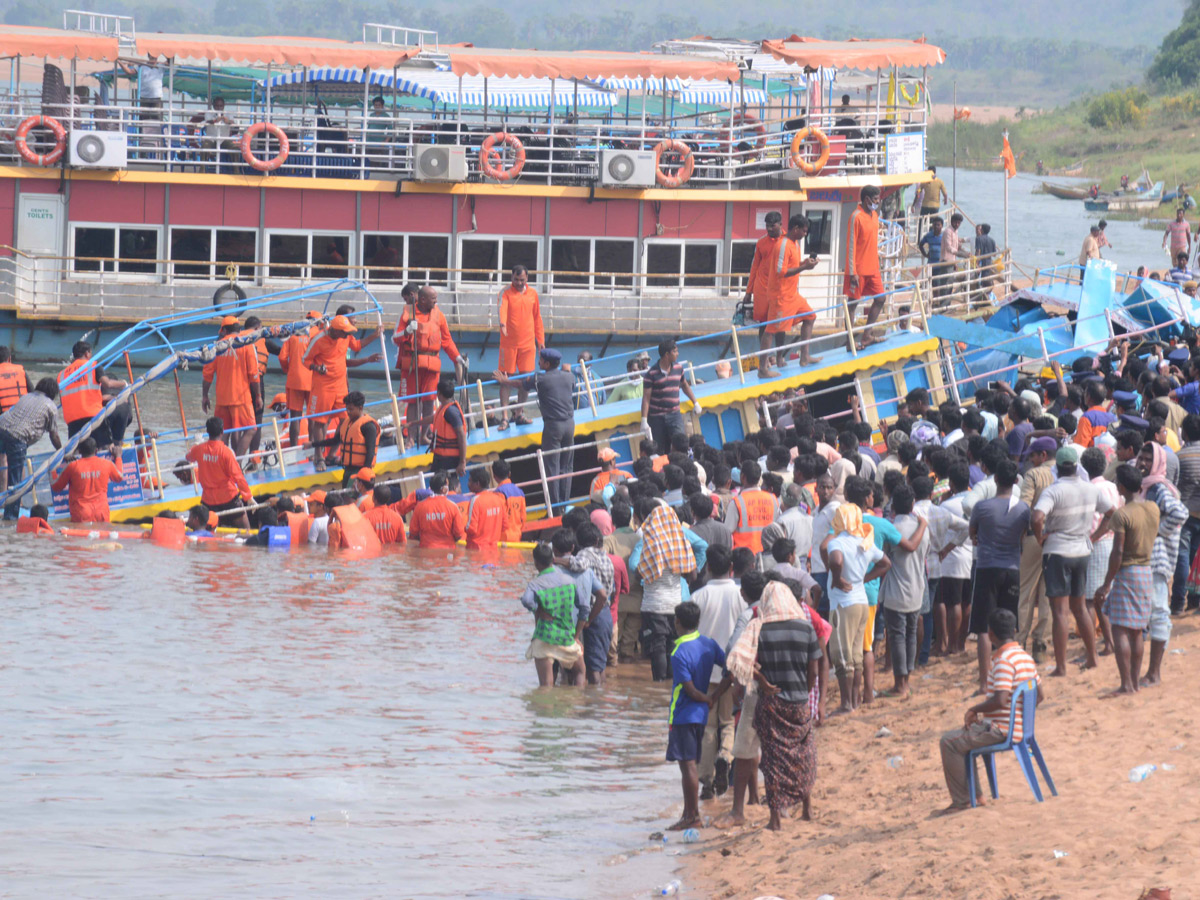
[0,245,1012,336]
[0,91,927,186]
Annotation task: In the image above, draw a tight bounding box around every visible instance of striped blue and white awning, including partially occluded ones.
[592,76,769,106]
[391,71,617,108]
[591,76,689,92]
[262,67,617,109]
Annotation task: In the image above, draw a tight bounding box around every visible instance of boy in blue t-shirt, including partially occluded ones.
[666,600,725,831]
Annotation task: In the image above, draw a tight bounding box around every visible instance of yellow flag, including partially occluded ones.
[887,72,897,115]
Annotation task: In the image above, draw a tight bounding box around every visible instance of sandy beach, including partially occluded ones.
[682,617,1200,900]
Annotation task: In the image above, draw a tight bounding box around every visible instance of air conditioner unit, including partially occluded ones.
[69,130,128,168]
[600,149,656,188]
[413,144,467,182]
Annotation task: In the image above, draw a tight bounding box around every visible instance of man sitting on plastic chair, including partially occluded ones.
[938,608,1049,813]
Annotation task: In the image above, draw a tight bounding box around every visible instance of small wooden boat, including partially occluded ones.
[1085,181,1164,212]
[1041,181,1088,200]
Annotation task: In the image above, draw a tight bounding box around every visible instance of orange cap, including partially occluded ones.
[330,315,353,332]
[598,448,618,462]
[270,392,287,408]
[305,310,321,319]
[220,315,239,326]
[355,467,375,481]
[308,490,327,505]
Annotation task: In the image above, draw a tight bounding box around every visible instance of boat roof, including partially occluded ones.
[0,24,945,77]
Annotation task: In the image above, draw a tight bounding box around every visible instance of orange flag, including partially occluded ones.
[1001,134,1017,178]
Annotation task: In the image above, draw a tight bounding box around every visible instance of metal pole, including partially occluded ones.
[123,351,146,445]
[1036,326,1050,365]
[535,448,553,514]
[1003,130,1010,251]
[150,438,165,500]
[580,362,599,416]
[271,417,287,476]
[476,379,489,438]
[173,370,188,437]
[729,326,746,384]
[841,293,859,357]
[952,80,957,205]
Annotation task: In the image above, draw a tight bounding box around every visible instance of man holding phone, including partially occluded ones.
[761,215,820,377]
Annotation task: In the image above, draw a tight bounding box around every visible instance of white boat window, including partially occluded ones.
[169,227,256,280]
[549,238,635,290]
[408,236,449,286]
[71,225,160,277]
[459,236,541,287]
[804,210,834,257]
[361,233,450,286]
[730,241,757,294]
[265,231,354,281]
[643,240,721,291]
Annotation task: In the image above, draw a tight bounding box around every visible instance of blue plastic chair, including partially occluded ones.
[967,678,1057,808]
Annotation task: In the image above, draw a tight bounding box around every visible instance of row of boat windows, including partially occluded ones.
[67,214,834,287]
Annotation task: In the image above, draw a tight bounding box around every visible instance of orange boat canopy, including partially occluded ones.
[0,25,119,60]
[134,33,420,68]
[443,46,740,83]
[761,36,946,71]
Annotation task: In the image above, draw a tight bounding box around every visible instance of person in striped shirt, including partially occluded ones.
[938,608,1042,812]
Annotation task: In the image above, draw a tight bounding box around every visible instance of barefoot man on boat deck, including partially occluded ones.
[761,215,819,378]
[844,185,885,350]
[742,210,783,374]
[202,317,261,461]
[496,265,544,430]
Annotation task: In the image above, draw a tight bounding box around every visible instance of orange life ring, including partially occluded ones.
[240,122,289,172]
[790,127,830,176]
[722,111,766,152]
[15,115,67,167]
[653,139,695,187]
[479,131,526,181]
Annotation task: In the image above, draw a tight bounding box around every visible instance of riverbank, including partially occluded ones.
[681,617,1200,899]
[929,89,1200,196]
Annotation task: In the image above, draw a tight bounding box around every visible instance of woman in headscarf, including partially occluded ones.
[876,428,909,485]
[590,508,615,536]
[720,581,823,830]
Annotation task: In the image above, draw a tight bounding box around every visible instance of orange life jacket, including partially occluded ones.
[329,503,383,556]
[284,511,311,547]
[16,516,54,535]
[0,361,27,413]
[430,400,464,459]
[399,309,448,371]
[58,357,103,423]
[730,487,777,553]
[337,413,377,469]
[590,468,628,498]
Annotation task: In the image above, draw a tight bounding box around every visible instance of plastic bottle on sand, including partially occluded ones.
[658,880,681,896]
[1129,764,1157,782]
[681,828,700,843]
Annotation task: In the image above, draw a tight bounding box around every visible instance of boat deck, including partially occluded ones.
[108,330,937,522]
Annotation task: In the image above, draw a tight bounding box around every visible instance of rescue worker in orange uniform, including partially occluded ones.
[464,466,506,550]
[202,317,262,460]
[364,486,407,545]
[843,184,885,350]
[185,416,252,530]
[303,315,382,470]
[277,311,322,447]
[58,340,128,451]
[761,215,820,377]
[319,391,379,487]
[722,459,779,554]
[353,467,377,510]
[741,210,784,365]
[393,285,466,446]
[408,470,467,549]
[496,265,544,430]
[428,377,467,475]
[589,447,629,505]
[491,457,526,542]
[0,345,32,414]
[240,315,274,464]
[50,436,124,523]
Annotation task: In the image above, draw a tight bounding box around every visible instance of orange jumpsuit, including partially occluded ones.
[494,479,527,542]
[365,505,407,545]
[843,206,882,300]
[408,494,466,549]
[394,307,460,401]
[303,332,352,424]
[203,344,259,431]
[765,238,814,333]
[745,233,782,322]
[464,490,506,549]
[185,438,251,506]
[278,326,317,413]
[50,456,124,522]
[498,285,544,375]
